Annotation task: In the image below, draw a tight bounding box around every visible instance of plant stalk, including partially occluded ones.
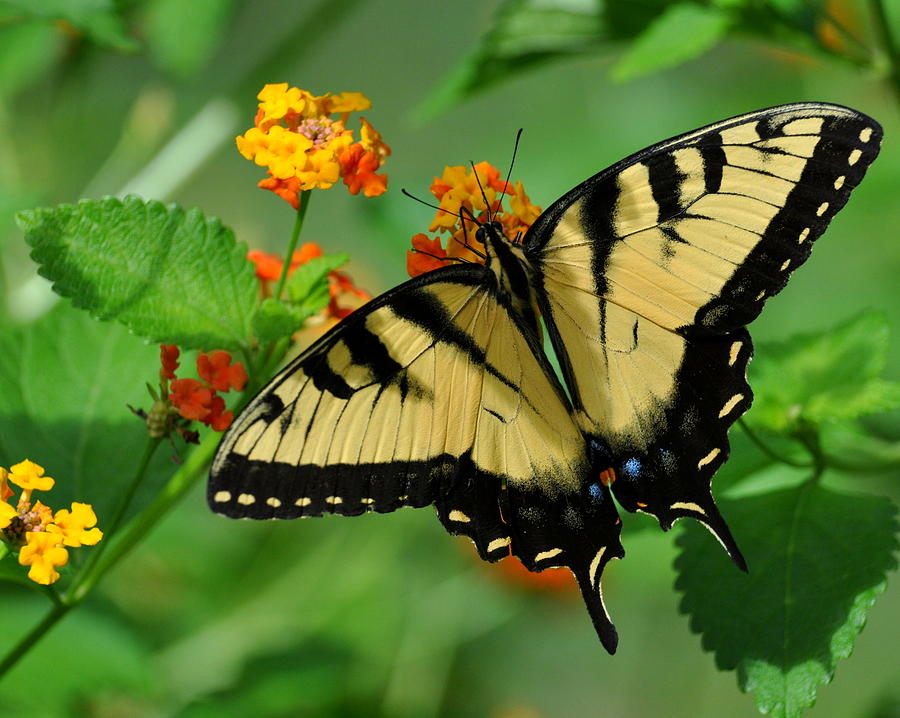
[273,190,313,302]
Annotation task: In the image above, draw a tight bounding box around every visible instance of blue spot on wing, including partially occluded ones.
[589,483,603,499]
[622,458,642,479]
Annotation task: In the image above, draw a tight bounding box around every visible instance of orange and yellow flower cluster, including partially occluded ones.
[236,83,391,208]
[1,460,102,585]
[161,346,247,432]
[406,161,541,277]
[247,242,369,320]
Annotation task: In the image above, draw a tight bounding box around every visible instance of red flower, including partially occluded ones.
[197,350,248,393]
[160,344,180,381]
[160,348,247,432]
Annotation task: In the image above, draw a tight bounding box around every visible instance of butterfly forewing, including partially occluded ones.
[524,102,881,559]
[210,262,624,651]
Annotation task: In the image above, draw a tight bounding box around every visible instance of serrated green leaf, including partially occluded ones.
[610,2,731,82]
[748,313,900,433]
[18,196,258,352]
[0,301,182,541]
[251,298,318,346]
[145,0,234,77]
[415,0,605,122]
[0,0,137,51]
[676,484,898,718]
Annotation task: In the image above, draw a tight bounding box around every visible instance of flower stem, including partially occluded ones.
[273,190,313,301]
[107,437,163,539]
[0,602,71,680]
[869,0,900,109]
[68,430,220,604]
[67,436,162,593]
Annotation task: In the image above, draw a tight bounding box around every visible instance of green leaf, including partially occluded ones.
[676,484,899,717]
[610,2,731,82]
[415,0,605,122]
[0,301,181,537]
[250,253,348,344]
[284,253,349,304]
[0,594,157,714]
[0,551,32,588]
[18,196,258,352]
[748,313,900,434]
[0,0,137,51]
[251,298,319,346]
[0,20,60,99]
[145,0,235,77]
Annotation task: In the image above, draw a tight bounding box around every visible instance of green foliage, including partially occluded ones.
[0,0,137,51]
[251,253,348,345]
[415,0,609,122]
[676,484,898,717]
[0,302,175,527]
[18,197,259,352]
[417,0,878,118]
[0,593,157,715]
[144,0,236,77]
[748,313,900,434]
[610,3,731,81]
[0,20,59,101]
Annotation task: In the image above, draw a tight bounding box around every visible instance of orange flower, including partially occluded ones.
[406,162,541,278]
[169,378,214,422]
[327,271,370,320]
[406,233,448,278]
[236,83,389,208]
[160,344,180,381]
[339,143,388,197]
[162,349,247,432]
[197,350,248,393]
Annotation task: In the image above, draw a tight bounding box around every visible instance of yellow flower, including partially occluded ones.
[0,499,15,530]
[18,531,69,585]
[236,83,389,207]
[48,502,103,547]
[0,466,12,501]
[8,459,54,493]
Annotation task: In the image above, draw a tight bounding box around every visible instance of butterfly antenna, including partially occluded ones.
[470,161,494,223]
[401,188,455,218]
[412,248,471,265]
[457,206,487,259]
[502,128,523,199]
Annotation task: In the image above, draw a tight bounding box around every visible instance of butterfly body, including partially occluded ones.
[210,103,881,654]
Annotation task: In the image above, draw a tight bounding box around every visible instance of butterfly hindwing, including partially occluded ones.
[524,103,881,559]
[209,263,624,650]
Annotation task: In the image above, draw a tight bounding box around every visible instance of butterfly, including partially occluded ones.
[208,103,881,653]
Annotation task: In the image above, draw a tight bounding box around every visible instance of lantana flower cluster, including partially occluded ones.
[247,242,369,320]
[160,346,247,433]
[0,460,102,585]
[236,83,391,208]
[407,161,541,277]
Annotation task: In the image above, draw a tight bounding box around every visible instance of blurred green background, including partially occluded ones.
[1,1,898,716]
